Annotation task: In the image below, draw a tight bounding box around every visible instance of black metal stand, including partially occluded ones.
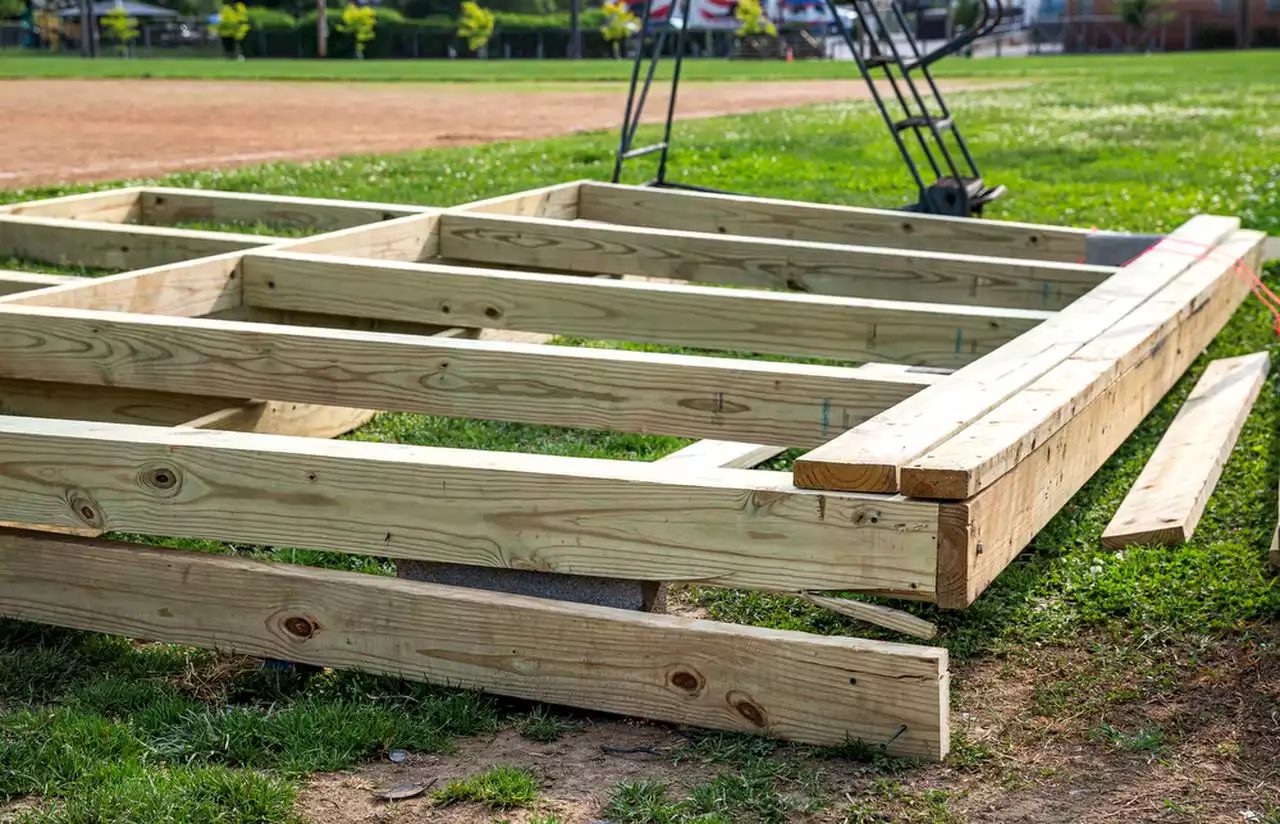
[610,0,1008,217]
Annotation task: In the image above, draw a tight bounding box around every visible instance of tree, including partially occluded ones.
[951,0,980,30]
[213,1,250,58]
[457,0,493,53]
[100,4,139,56]
[335,2,376,57]
[734,0,776,36]
[0,0,24,19]
[600,0,636,58]
[1116,0,1174,48]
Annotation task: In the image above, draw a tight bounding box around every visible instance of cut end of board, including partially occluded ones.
[899,465,973,501]
[1100,523,1189,550]
[792,458,899,493]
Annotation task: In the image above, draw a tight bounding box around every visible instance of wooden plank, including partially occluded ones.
[0,252,242,316]
[793,215,1241,494]
[436,212,1115,310]
[1101,352,1270,548]
[935,229,1265,608]
[901,231,1266,499]
[0,377,250,425]
[0,416,940,597]
[271,212,439,261]
[0,188,143,222]
[140,187,429,232]
[658,440,786,469]
[578,181,1090,263]
[0,305,942,447]
[206,304,471,339]
[0,270,77,296]
[799,594,937,641]
[0,214,278,271]
[177,401,376,438]
[241,251,1051,367]
[0,528,948,756]
[455,181,582,219]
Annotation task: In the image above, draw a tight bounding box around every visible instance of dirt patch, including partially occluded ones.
[0,77,992,189]
[298,720,714,824]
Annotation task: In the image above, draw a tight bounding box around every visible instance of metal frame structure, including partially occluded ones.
[0,181,1262,760]
[611,0,1007,215]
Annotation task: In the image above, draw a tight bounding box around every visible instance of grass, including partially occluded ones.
[0,49,1278,822]
[433,765,540,809]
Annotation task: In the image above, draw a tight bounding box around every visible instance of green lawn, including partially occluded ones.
[1,51,1279,823]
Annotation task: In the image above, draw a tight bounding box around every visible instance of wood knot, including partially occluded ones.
[727,691,767,728]
[483,306,503,320]
[901,222,915,234]
[667,667,705,696]
[283,616,316,638]
[138,465,181,497]
[65,489,104,529]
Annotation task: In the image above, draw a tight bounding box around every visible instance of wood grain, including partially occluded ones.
[141,187,428,232]
[241,251,1051,367]
[272,212,440,261]
[901,230,1266,499]
[793,215,1241,494]
[436,212,1114,310]
[935,230,1264,607]
[578,182,1090,262]
[0,416,940,596]
[0,528,948,756]
[0,270,77,296]
[455,181,582,219]
[0,214,278,271]
[1101,352,1270,548]
[799,593,938,640]
[0,305,940,446]
[0,188,143,223]
[658,440,786,470]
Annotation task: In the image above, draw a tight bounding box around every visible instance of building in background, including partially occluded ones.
[1038,0,1280,49]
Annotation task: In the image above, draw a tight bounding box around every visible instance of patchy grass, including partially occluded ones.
[433,765,540,809]
[0,50,1278,822]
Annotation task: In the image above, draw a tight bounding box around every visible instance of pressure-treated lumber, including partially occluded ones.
[140,187,428,232]
[456,180,582,219]
[0,416,940,596]
[0,305,941,446]
[0,188,143,222]
[241,251,1051,366]
[799,593,938,641]
[1101,352,1270,548]
[437,212,1114,310]
[935,229,1265,607]
[577,181,1090,262]
[658,440,786,469]
[271,212,439,260]
[0,214,279,271]
[176,401,376,437]
[794,214,1241,493]
[0,252,242,316]
[0,528,948,756]
[0,270,77,296]
[901,230,1265,499]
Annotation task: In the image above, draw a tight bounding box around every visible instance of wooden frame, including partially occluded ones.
[0,180,1260,759]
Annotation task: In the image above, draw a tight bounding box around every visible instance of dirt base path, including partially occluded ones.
[0,77,988,189]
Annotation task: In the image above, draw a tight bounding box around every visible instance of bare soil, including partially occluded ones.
[0,77,989,189]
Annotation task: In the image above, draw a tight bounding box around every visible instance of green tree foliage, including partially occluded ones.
[213,1,251,57]
[1117,0,1175,46]
[734,0,776,36]
[335,2,377,57]
[457,0,494,51]
[951,0,981,29]
[600,0,636,58]
[0,0,25,20]
[100,6,140,56]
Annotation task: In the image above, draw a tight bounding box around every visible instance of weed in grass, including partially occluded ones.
[601,780,685,824]
[433,765,540,810]
[1089,722,1168,754]
[518,706,578,743]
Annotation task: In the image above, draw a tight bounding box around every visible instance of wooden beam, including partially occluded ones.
[901,230,1266,499]
[241,251,1051,367]
[436,212,1114,310]
[799,593,938,641]
[0,214,278,271]
[177,401,376,438]
[0,416,940,596]
[270,212,439,261]
[0,270,77,296]
[140,187,429,232]
[0,528,948,756]
[577,182,1090,263]
[658,440,786,470]
[1101,352,1270,549]
[455,181,582,219]
[0,305,942,446]
[0,252,242,316]
[0,377,252,425]
[0,188,143,222]
[793,214,1241,493]
[935,229,1265,608]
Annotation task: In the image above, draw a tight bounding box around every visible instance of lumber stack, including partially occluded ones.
[0,181,1265,759]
